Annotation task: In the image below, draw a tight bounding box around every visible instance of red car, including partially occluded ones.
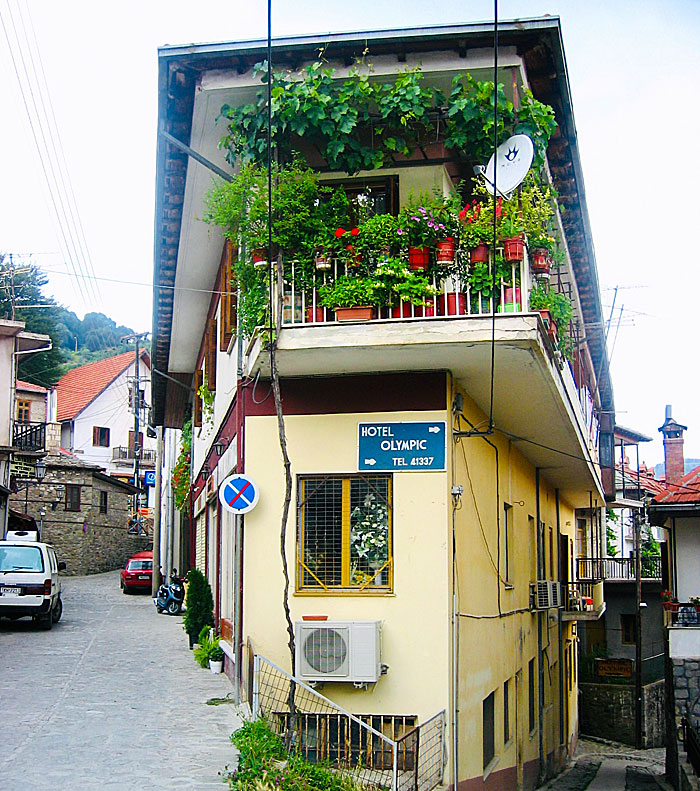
[120,550,153,594]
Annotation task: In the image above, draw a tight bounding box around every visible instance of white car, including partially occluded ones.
[0,537,65,630]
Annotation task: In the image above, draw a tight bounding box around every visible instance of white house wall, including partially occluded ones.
[67,359,156,480]
[674,516,700,602]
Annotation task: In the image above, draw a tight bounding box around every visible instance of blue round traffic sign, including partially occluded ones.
[218,474,260,514]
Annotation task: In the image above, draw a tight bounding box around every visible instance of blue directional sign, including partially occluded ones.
[358,421,446,472]
[143,470,156,487]
[218,474,260,514]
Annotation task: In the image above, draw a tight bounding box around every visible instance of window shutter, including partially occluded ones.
[220,242,236,351]
[193,369,203,427]
[93,426,99,446]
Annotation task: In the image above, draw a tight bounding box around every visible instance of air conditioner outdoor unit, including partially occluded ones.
[295,621,381,683]
[548,581,563,608]
[531,581,550,610]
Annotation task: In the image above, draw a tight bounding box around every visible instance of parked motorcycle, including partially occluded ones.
[155,569,186,615]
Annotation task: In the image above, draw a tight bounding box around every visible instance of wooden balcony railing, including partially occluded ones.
[112,446,157,465]
[12,421,46,451]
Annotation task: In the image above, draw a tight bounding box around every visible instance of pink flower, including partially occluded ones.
[397,228,403,235]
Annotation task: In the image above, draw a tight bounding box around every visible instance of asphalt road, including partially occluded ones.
[0,570,241,791]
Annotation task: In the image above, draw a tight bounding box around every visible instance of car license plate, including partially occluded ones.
[138,575,149,580]
[0,587,21,596]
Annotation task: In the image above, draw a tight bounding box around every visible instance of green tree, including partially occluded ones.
[0,257,66,387]
[183,568,214,648]
[605,508,619,557]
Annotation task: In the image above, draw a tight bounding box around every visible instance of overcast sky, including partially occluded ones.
[0,0,698,467]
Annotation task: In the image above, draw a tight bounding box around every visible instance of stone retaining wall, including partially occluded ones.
[580,680,665,747]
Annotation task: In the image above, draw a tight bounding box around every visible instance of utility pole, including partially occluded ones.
[634,507,643,749]
[121,332,149,518]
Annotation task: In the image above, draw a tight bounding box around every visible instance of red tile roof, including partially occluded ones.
[16,379,47,394]
[55,350,148,422]
[653,464,700,505]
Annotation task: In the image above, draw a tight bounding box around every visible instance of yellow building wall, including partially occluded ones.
[239,382,582,788]
[450,383,579,786]
[243,408,451,720]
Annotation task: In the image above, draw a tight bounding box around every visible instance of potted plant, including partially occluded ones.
[499,210,525,263]
[397,202,445,270]
[350,492,389,585]
[209,644,225,673]
[529,284,574,344]
[690,596,700,613]
[661,589,680,612]
[193,625,225,672]
[373,258,436,318]
[318,275,380,321]
[459,199,492,264]
[355,213,399,263]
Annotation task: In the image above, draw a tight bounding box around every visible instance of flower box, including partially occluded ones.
[408,246,430,270]
[334,306,376,322]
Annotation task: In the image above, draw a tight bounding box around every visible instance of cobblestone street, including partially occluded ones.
[0,570,241,791]
[537,737,669,791]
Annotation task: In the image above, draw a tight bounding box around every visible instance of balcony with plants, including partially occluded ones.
[199,60,603,496]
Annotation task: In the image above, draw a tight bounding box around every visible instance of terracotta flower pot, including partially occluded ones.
[469,243,489,264]
[390,302,435,318]
[408,246,430,270]
[334,306,376,322]
[437,292,467,316]
[500,286,521,312]
[436,238,455,264]
[251,248,268,267]
[503,236,524,262]
[663,601,680,612]
[305,306,326,323]
[315,252,332,271]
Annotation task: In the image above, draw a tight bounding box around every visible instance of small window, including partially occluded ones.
[298,475,392,591]
[99,490,108,514]
[65,485,81,512]
[621,614,637,645]
[503,503,512,581]
[528,657,537,733]
[483,690,495,769]
[92,426,110,447]
[16,399,31,424]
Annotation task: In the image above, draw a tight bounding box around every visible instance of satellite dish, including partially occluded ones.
[479,134,534,199]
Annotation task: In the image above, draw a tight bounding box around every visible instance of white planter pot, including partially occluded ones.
[209,659,223,674]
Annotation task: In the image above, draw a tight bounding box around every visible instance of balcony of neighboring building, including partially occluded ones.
[111,446,157,468]
[12,420,46,452]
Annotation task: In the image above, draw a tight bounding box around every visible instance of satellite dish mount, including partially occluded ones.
[477,134,534,200]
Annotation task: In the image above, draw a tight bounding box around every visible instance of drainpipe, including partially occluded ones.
[536,468,545,784]
[151,426,163,597]
[556,489,565,750]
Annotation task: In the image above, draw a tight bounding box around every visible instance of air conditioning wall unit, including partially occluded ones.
[549,581,563,608]
[531,581,550,610]
[295,621,381,683]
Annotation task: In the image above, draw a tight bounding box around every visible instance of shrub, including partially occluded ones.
[183,568,214,645]
[193,625,220,668]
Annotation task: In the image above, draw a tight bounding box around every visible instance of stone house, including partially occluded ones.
[11,426,147,575]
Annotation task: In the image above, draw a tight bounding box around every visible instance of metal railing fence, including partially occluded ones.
[682,717,700,777]
[252,654,446,791]
[576,556,661,581]
[12,421,45,451]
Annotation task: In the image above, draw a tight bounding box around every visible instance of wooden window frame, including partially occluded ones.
[297,474,393,593]
[323,175,400,219]
[219,241,237,351]
[92,426,110,447]
[65,485,81,512]
[620,613,636,645]
[206,318,217,391]
[16,399,31,424]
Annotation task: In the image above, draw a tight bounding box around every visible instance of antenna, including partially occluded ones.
[478,134,534,199]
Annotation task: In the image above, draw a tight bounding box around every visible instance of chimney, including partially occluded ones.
[659,405,687,485]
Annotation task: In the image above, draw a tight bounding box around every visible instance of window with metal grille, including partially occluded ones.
[16,399,30,423]
[297,475,392,591]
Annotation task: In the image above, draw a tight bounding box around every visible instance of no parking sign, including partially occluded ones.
[218,474,260,515]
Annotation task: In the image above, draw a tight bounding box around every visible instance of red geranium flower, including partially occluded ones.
[350,227,359,236]
[335,227,346,237]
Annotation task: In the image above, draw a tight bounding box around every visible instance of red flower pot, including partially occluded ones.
[408,246,430,270]
[531,248,551,275]
[305,306,326,323]
[390,302,435,318]
[251,248,267,266]
[436,238,455,264]
[437,292,467,316]
[503,236,524,262]
[469,243,489,264]
[663,601,680,612]
[315,252,332,270]
[500,287,521,312]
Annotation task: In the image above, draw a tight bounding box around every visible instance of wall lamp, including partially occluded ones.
[201,467,210,482]
[213,440,226,456]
